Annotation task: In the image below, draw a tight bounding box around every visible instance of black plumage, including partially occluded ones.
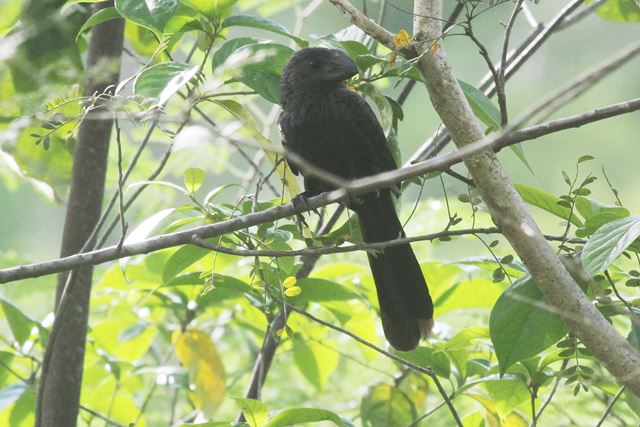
[278,47,433,351]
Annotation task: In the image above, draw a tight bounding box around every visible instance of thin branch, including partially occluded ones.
[498,0,525,126]
[283,302,463,427]
[605,271,640,325]
[79,405,126,427]
[595,387,625,427]
[532,358,566,426]
[490,0,585,97]
[409,0,584,163]
[2,95,638,283]
[557,0,606,30]
[191,228,499,257]
[113,119,127,251]
[465,26,508,126]
[498,97,640,148]
[191,229,585,258]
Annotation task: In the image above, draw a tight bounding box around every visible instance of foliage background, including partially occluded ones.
[0,0,639,426]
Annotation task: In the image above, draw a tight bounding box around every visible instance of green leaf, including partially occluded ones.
[222,15,308,47]
[459,79,533,170]
[361,384,416,427]
[577,154,595,163]
[292,336,339,391]
[358,83,393,133]
[9,386,35,426]
[231,43,293,104]
[265,408,349,427]
[575,196,606,220]
[0,0,22,35]
[339,40,382,71]
[391,346,451,377]
[484,377,530,418]
[458,80,500,132]
[575,209,630,237]
[134,62,200,106]
[234,398,268,427]
[590,0,640,21]
[162,245,211,284]
[0,299,35,346]
[76,7,122,42]
[115,0,178,36]
[184,167,205,193]
[462,376,530,419]
[180,0,237,20]
[287,278,360,304]
[197,275,255,306]
[514,183,582,226]
[490,275,568,374]
[211,37,260,70]
[582,216,640,275]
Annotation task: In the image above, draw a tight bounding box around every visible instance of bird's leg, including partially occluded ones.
[291,191,320,231]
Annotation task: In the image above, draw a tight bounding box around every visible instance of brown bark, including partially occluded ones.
[36,2,124,426]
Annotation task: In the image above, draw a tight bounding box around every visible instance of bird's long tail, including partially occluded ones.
[354,191,434,351]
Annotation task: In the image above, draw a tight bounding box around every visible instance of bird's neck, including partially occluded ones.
[281,84,344,112]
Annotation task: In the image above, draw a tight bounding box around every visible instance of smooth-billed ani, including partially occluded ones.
[278,47,433,351]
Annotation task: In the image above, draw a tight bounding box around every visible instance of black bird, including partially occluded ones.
[278,47,433,351]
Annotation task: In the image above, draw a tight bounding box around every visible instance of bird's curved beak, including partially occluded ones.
[326,50,358,82]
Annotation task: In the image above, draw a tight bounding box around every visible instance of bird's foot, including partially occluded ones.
[291,191,319,231]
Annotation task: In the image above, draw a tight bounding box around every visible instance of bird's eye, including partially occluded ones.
[308,60,318,67]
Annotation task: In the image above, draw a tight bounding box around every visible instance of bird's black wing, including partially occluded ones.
[277,114,299,176]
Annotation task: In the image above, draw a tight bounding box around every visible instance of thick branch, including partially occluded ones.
[411,0,640,395]
[36,3,125,426]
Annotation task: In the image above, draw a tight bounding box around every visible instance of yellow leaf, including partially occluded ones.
[393,29,411,48]
[284,286,302,297]
[172,329,226,417]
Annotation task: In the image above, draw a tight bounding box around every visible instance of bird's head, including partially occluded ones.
[280,47,358,102]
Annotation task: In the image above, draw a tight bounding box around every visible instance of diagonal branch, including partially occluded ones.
[409,0,640,396]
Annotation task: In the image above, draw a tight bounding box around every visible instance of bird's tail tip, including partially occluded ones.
[419,318,434,340]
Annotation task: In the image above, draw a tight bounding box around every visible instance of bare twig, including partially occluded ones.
[409,0,585,163]
[465,26,507,125]
[190,228,585,259]
[79,405,126,427]
[498,0,525,126]
[557,0,606,30]
[113,119,128,251]
[595,386,625,427]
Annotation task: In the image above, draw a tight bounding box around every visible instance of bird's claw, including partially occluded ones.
[292,192,319,231]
